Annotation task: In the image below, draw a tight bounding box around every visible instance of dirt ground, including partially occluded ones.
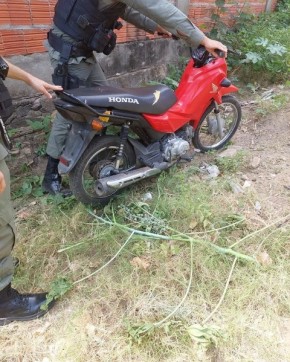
[231,89,290,218]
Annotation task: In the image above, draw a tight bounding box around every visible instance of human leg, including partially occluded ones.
[43,56,108,195]
[0,159,54,326]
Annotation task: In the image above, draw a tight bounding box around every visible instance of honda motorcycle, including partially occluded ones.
[54,46,242,206]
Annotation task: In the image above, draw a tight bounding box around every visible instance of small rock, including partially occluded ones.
[229,181,244,194]
[189,220,198,230]
[206,165,220,178]
[241,174,249,181]
[142,192,153,201]
[242,180,252,188]
[31,99,41,111]
[255,201,262,211]
[250,156,261,169]
[21,147,32,156]
[218,145,243,158]
[256,251,273,266]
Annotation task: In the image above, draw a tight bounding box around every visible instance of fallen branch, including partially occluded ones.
[88,211,254,262]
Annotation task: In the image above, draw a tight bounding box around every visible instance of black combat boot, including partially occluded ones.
[0,284,54,326]
[42,156,72,197]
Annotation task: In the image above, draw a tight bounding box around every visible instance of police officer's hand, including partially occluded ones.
[0,171,6,193]
[5,60,63,99]
[156,25,171,38]
[200,37,228,58]
[27,75,63,99]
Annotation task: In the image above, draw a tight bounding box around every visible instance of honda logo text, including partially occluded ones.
[108,97,139,104]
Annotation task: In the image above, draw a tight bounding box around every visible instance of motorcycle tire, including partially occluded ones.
[69,135,136,207]
[193,95,241,152]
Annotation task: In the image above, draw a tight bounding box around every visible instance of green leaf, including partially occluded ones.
[255,37,269,47]
[41,277,73,310]
[266,43,287,55]
[242,52,263,64]
[187,324,224,347]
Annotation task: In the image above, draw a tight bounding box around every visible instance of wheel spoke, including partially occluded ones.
[194,97,241,151]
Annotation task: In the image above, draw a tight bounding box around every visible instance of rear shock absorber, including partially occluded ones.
[115,122,131,170]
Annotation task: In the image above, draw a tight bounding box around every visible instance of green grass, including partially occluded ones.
[2,148,289,361]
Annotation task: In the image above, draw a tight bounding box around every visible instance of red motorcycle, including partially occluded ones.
[54,46,241,206]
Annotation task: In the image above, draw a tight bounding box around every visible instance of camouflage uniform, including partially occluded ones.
[0,143,15,291]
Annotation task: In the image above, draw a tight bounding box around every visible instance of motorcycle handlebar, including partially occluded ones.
[157,34,229,57]
[214,49,225,58]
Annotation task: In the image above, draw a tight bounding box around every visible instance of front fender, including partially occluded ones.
[215,84,239,103]
[58,122,97,174]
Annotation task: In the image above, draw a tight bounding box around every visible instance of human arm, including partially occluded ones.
[0,171,6,193]
[5,60,62,99]
[122,6,171,36]
[119,0,227,56]
[122,6,158,34]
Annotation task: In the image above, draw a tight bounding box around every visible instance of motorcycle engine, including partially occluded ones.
[162,133,191,162]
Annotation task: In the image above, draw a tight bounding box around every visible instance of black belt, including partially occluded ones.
[47,30,93,59]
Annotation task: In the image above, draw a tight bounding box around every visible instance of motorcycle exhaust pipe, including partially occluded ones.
[95,165,168,197]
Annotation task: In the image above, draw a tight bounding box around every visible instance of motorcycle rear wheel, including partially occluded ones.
[69,136,136,207]
[193,95,241,152]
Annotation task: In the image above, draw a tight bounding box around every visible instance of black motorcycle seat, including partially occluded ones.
[61,85,177,115]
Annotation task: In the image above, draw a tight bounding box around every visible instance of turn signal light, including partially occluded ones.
[99,110,111,122]
[91,119,104,131]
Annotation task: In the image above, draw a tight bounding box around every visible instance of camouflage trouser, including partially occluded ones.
[46,56,109,159]
[0,158,15,291]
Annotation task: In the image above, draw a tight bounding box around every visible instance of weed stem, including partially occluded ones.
[230,214,290,248]
[73,231,135,285]
[202,257,237,325]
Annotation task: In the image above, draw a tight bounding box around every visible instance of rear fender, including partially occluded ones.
[58,122,98,174]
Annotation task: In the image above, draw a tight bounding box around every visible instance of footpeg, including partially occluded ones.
[180,151,195,162]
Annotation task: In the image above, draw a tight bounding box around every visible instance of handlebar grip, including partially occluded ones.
[215,49,225,58]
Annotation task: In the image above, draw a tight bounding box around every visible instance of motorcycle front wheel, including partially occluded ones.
[193,95,241,152]
[69,136,136,207]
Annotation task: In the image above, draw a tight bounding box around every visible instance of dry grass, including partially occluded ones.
[1,88,290,361]
[1,156,289,361]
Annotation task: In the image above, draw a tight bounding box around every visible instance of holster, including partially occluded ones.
[48,31,88,90]
[52,63,80,90]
